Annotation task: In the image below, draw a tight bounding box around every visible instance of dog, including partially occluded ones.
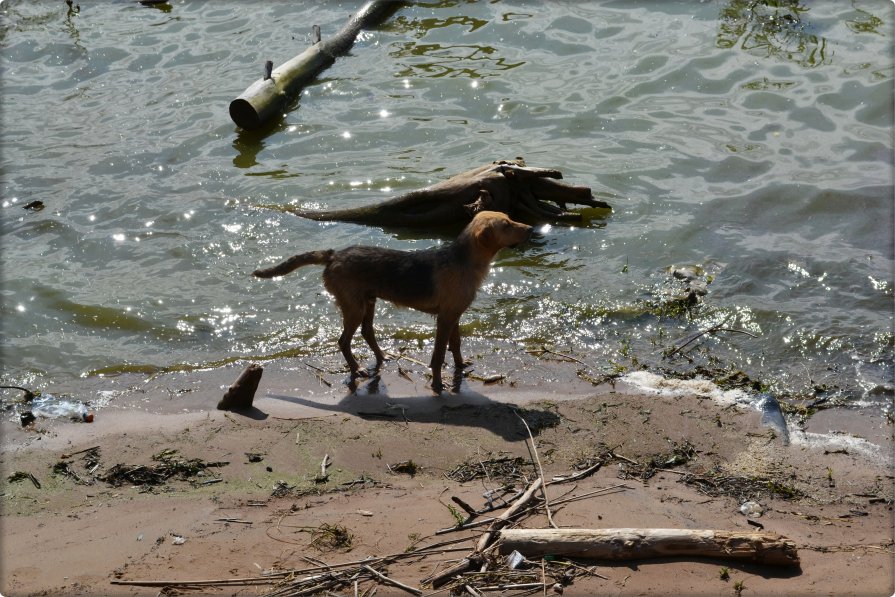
[253,211,534,392]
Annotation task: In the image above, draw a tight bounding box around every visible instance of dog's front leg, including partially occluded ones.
[448,321,470,368]
[431,314,459,393]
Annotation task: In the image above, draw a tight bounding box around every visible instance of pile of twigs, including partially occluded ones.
[445,454,535,484]
[99,449,228,487]
[615,440,696,481]
[681,470,805,502]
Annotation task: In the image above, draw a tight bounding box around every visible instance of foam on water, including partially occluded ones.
[622,371,890,466]
[789,430,891,465]
[622,371,749,406]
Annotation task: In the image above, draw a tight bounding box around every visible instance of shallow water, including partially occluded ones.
[1,1,893,415]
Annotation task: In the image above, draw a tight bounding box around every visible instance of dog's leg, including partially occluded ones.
[431,314,459,393]
[337,309,364,377]
[448,321,469,367]
[360,297,386,371]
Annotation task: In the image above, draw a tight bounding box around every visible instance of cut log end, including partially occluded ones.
[229,98,262,131]
[217,364,264,410]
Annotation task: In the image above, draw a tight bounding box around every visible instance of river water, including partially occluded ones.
[1,1,893,418]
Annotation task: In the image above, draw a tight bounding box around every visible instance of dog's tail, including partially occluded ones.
[252,250,334,278]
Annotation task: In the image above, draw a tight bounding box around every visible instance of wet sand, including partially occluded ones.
[1,346,892,596]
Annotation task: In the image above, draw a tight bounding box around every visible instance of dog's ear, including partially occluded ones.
[474,224,497,252]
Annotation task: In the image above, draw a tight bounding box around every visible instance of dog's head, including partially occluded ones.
[468,210,534,254]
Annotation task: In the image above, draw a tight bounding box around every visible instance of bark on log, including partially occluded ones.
[217,364,264,410]
[230,1,400,130]
[286,158,612,227]
[496,528,800,568]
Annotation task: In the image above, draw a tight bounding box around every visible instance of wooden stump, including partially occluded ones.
[217,364,263,410]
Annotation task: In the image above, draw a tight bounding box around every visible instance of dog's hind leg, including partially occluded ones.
[360,297,386,370]
[336,306,364,377]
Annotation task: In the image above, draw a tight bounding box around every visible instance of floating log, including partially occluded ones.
[229,1,400,130]
[496,528,800,567]
[217,363,263,410]
[285,158,611,227]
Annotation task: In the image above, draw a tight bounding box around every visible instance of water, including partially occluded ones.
[1,1,892,417]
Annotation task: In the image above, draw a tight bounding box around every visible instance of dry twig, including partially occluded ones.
[515,411,558,529]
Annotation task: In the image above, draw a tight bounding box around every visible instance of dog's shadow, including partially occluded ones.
[265,375,560,442]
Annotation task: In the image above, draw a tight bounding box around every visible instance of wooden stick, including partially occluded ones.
[0,384,36,401]
[666,315,736,358]
[547,461,602,485]
[477,582,546,591]
[435,516,498,535]
[526,346,590,368]
[361,565,422,596]
[451,496,478,518]
[60,445,101,459]
[111,576,280,587]
[496,528,800,567]
[425,555,483,589]
[550,484,630,506]
[387,352,428,368]
[477,478,543,553]
[115,538,475,590]
[515,412,558,529]
[434,483,627,536]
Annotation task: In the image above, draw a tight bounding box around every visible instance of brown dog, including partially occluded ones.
[253,211,534,392]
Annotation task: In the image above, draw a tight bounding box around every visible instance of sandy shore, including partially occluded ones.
[1,345,893,596]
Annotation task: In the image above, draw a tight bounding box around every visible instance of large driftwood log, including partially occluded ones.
[230,1,400,130]
[287,159,611,227]
[497,528,800,567]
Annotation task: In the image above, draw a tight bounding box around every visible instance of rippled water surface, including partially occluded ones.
[2,1,893,411]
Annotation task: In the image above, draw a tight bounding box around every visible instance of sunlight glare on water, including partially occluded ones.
[0,0,892,412]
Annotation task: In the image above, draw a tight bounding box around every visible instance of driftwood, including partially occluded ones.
[230,1,400,130]
[288,159,611,227]
[217,364,263,410]
[497,528,800,567]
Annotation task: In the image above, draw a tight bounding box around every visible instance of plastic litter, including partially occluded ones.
[31,395,93,422]
[740,500,764,517]
[506,550,526,569]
